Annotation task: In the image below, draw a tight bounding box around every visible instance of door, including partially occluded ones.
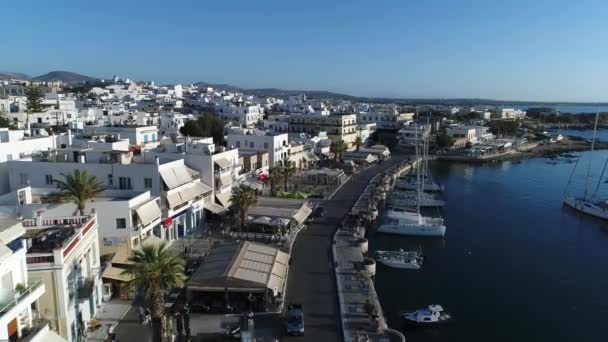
[7,318,18,341]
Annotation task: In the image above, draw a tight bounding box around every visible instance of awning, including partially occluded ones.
[0,245,12,263]
[292,205,313,224]
[110,243,132,265]
[270,218,291,227]
[160,164,195,190]
[216,192,232,208]
[166,191,182,209]
[37,328,68,342]
[215,158,232,169]
[180,182,212,203]
[219,174,232,186]
[204,202,228,214]
[102,265,133,282]
[135,200,162,226]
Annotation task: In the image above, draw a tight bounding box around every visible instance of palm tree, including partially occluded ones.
[330,140,348,165]
[279,160,297,191]
[230,184,258,230]
[47,170,105,215]
[354,136,364,151]
[122,243,185,342]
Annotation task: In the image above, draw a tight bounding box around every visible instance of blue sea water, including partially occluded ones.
[513,104,608,114]
[373,150,608,342]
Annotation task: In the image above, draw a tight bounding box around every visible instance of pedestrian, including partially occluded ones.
[175,312,183,336]
[145,308,151,326]
[138,306,145,323]
[184,309,191,336]
[107,323,116,341]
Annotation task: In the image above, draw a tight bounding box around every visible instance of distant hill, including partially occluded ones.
[194,81,354,99]
[31,71,99,84]
[0,72,29,80]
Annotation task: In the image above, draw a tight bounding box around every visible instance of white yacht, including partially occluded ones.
[388,196,445,208]
[377,210,446,237]
[375,249,424,270]
[563,196,608,219]
[401,305,452,327]
[397,178,444,192]
[562,107,608,220]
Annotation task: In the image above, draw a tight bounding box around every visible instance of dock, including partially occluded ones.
[333,160,414,342]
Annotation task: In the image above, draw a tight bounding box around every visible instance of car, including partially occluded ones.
[285,304,304,336]
[312,207,325,218]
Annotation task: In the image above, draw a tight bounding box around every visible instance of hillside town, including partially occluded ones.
[0,74,585,342]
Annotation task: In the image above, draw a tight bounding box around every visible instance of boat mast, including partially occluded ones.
[583,106,600,199]
[592,157,608,200]
[415,124,422,222]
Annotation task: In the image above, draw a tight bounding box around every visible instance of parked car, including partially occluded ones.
[285,304,304,336]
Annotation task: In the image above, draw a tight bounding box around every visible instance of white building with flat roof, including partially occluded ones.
[226,128,289,166]
[83,125,159,146]
[0,215,60,341]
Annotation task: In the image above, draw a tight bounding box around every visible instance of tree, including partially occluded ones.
[267,166,283,195]
[25,87,46,129]
[330,140,348,164]
[354,136,364,151]
[230,184,258,230]
[180,113,225,146]
[489,120,519,137]
[279,160,296,191]
[122,243,185,342]
[46,170,105,215]
[0,110,15,129]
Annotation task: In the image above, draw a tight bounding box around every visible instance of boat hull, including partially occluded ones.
[377,223,446,237]
[563,197,608,220]
[377,259,422,270]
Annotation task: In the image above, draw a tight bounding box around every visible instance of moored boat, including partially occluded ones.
[375,249,424,270]
[401,305,452,327]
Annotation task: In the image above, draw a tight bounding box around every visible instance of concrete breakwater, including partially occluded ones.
[333,159,415,342]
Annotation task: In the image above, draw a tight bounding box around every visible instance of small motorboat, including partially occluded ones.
[375,249,424,270]
[401,305,452,327]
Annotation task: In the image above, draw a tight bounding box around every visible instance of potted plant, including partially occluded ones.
[15,283,27,296]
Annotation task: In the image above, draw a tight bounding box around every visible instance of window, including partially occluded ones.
[249,142,254,148]
[116,218,127,229]
[119,177,132,190]
[19,173,28,185]
[45,174,53,185]
[236,141,241,148]
[264,142,269,149]
[108,174,113,185]
[6,154,12,161]
[144,178,153,188]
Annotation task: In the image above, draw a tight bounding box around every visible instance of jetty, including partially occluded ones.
[333,159,415,342]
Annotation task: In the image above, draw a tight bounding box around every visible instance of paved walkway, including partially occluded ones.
[284,157,404,342]
[86,299,132,341]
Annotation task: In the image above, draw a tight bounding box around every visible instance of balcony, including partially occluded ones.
[17,319,50,342]
[0,280,45,316]
[78,277,96,299]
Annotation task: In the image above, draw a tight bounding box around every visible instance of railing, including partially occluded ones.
[0,280,44,314]
[22,215,91,228]
[17,319,50,342]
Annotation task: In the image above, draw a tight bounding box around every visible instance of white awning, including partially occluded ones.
[160,164,195,190]
[167,182,212,209]
[215,158,232,169]
[135,200,162,226]
[292,205,313,224]
[204,202,228,214]
[216,192,232,208]
[166,191,182,209]
[102,265,133,283]
[219,174,232,186]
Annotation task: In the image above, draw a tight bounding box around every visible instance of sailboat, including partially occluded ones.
[563,107,608,219]
[377,123,446,237]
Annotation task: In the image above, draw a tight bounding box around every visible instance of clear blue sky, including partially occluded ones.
[4,0,608,102]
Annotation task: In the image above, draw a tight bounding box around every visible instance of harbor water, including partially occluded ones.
[372,150,608,342]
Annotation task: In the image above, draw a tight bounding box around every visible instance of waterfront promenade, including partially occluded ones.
[284,157,404,341]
